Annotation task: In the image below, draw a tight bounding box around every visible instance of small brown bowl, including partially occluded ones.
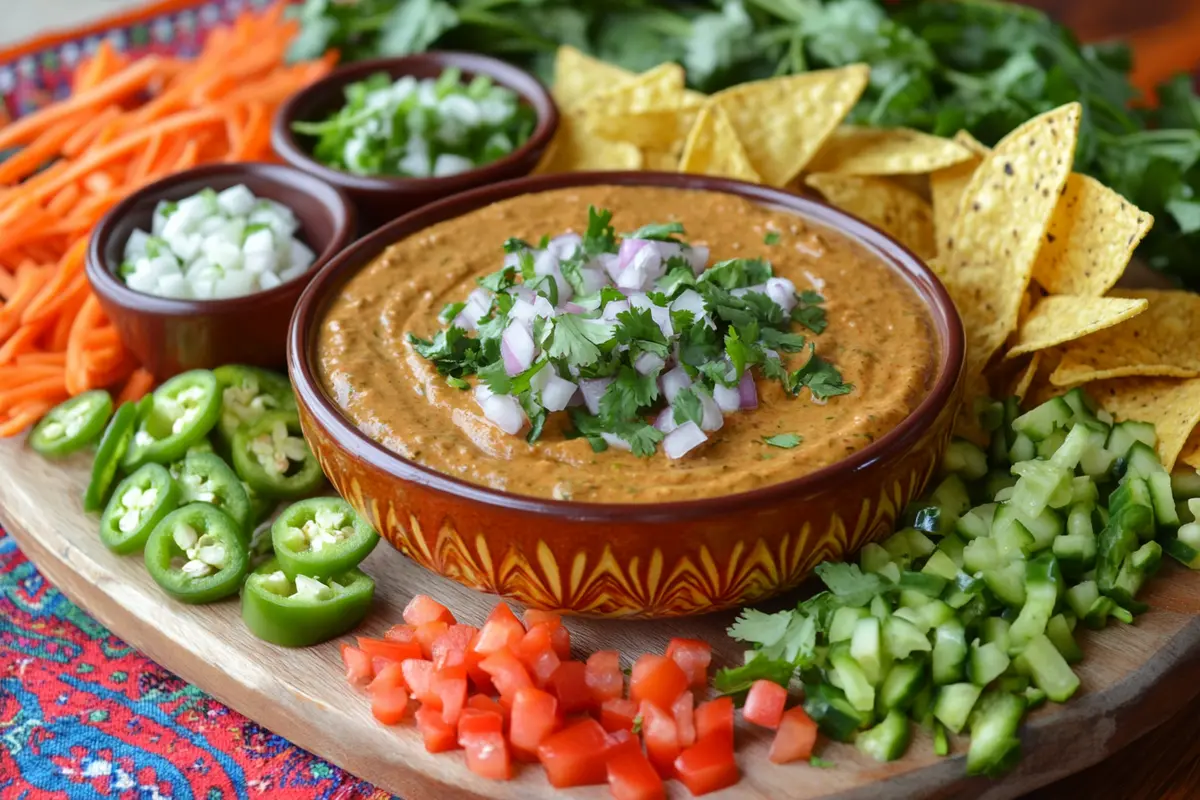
[288,172,965,618]
[87,162,355,379]
[271,52,559,230]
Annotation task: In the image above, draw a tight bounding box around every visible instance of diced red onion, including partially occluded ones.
[455,288,492,331]
[634,351,665,375]
[508,285,535,303]
[670,289,707,319]
[577,266,609,294]
[712,384,741,412]
[579,377,613,415]
[617,239,648,272]
[601,299,630,321]
[541,374,578,412]
[474,384,494,404]
[600,432,632,451]
[648,241,683,262]
[663,421,707,459]
[481,393,526,435]
[732,284,764,298]
[654,406,679,434]
[567,388,585,407]
[509,297,537,325]
[501,321,535,376]
[697,389,724,431]
[564,302,587,314]
[616,245,664,291]
[683,245,709,274]
[596,253,622,282]
[547,233,583,260]
[532,295,557,318]
[528,362,552,394]
[765,277,798,313]
[650,306,673,339]
[738,370,759,409]
[660,366,692,402]
[534,250,573,303]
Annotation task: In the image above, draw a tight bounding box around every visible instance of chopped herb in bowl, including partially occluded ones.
[292,68,536,179]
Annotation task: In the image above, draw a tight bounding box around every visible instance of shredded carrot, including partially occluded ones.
[23,238,88,324]
[0,319,52,364]
[0,375,68,414]
[117,368,155,404]
[62,105,122,158]
[0,114,86,185]
[0,271,16,301]
[0,406,53,437]
[16,352,67,367]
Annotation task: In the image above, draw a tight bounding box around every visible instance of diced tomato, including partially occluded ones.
[550,624,571,661]
[665,638,712,689]
[639,701,680,779]
[371,656,393,677]
[369,661,406,694]
[414,621,450,658]
[516,624,563,687]
[523,608,561,628]
[479,648,534,700]
[403,594,457,627]
[467,693,508,725]
[672,691,696,747]
[462,731,512,781]
[523,609,571,659]
[368,662,411,725]
[600,698,639,733]
[549,660,593,714]
[630,655,688,711]
[769,706,818,764]
[341,644,373,686]
[434,667,468,726]
[585,650,624,704]
[431,624,477,669]
[744,679,788,730]
[674,734,739,796]
[415,704,458,753]
[509,686,560,761]
[357,636,423,663]
[384,624,416,643]
[605,728,637,752]
[537,718,609,788]
[458,707,504,741]
[607,736,666,800]
[465,631,496,694]
[694,696,734,744]
[401,659,439,707]
[472,603,526,656]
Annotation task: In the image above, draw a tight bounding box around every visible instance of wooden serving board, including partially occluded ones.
[4,437,1200,800]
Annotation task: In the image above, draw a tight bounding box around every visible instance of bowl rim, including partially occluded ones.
[86,161,357,315]
[270,51,560,195]
[288,171,966,523]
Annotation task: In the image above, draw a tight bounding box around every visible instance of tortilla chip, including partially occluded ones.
[1006,295,1148,358]
[938,103,1081,380]
[552,47,635,112]
[578,63,686,117]
[588,105,701,152]
[953,130,992,157]
[1091,376,1200,471]
[805,174,936,260]
[678,104,761,183]
[534,114,642,174]
[988,352,1042,402]
[930,158,979,254]
[1030,173,1152,296]
[807,125,975,176]
[1050,289,1200,386]
[643,149,680,171]
[709,65,869,187]
[1181,428,1200,471]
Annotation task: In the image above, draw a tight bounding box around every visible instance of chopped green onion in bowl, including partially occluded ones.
[291,67,537,179]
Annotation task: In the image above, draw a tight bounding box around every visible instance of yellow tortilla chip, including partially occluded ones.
[534,114,642,174]
[578,63,686,117]
[930,156,980,257]
[1181,428,1200,471]
[1006,295,1147,358]
[1031,172,1153,296]
[1092,376,1200,471]
[807,125,975,176]
[805,173,936,260]
[587,105,701,152]
[953,130,992,157]
[709,65,869,187]
[678,104,761,183]
[938,103,1081,380]
[552,47,635,112]
[643,149,680,171]
[1050,289,1200,385]
[988,351,1042,403]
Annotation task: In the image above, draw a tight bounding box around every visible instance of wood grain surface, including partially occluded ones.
[4,437,1200,799]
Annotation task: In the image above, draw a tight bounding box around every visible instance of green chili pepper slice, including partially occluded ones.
[214,365,296,443]
[241,557,375,647]
[187,437,215,456]
[245,481,277,525]
[99,464,180,554]
[123,370,221,470]
[271,497,379,580]
[28,390,113,458]
[83,401,139,512]
[144,503,249,604]
[231,410,324,498]
[169,452,253,537]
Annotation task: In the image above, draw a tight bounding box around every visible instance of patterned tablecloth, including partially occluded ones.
[0,2,390,796]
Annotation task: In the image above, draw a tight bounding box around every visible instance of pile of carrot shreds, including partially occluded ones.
[0,2,335,437]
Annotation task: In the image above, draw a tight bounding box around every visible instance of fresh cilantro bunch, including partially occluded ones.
[408,206,851,458]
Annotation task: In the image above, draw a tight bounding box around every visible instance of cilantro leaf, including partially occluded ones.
[713,655,795,698]
[728,608,792,648]
[724,326,760,378]
[799,290,824,305]
[699,257,773,290]
[446,376,470,390]
[810,757,835,769]
[655,258,697,297]
[599,366,659,423]
[477,265,517,293]
[547,315,616,368]
[478,359,547,396]
[814,562,889,607]
[764,433,803,448]
[623,220,686,242]
[759,328,807,353]
[598,286,626,310]
[792,304,828,334]
[728,608,818,664]
[763,230,781,245]
[794,348,853,400]
[611,419,664,458]
[558,256,588,296]
[696,359,739,388]
[518,391,547,443]
[672,387,704,427]
[503,237,532,253]
[614,308,669,359]
[407,327,482,377]
[583,206,617,256]
[517,250,537,282]
[565,409,609,453]
[438,301,465,324]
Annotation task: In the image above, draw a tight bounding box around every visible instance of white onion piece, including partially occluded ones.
[596,253,622,282]
[663,421,707,459]
[474,384,494,404]
[738,370,759,409]
[600,432,632,451]
[654,406,679,434]
[732,284,764,298]
[455,287,492,331]
[634,352,665,375]
[616,245,664,291]
[547,233,582,260]
[534,250,572,303]
[713,384,742,412]
[528,362,552,394]
[501,321,535,375]
[578,378,613,415]
[670,289,708,319]
[601,300,630,321]
[650,305,673,339]
[541,375,578,412]
[508,285,535,303]
[481,394,526,435]
[683,245,709,274]
[508,297,537,325]
[577,267,609,295]
[765,277,798,313]
[660,366,692,402]
[648,241,683,262]
[532,295,557,318]
[697,389,724,431]
[617,239,648,272]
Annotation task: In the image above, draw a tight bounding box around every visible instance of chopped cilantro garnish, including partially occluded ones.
[764,433,803,448]
[558,256,587,296]
[582,206,617,256]
[792,303,828,334]
[477,265,517,293]
[656,258,697,297]
[672,388,704,427]
[759,328,807,352]
[547,315,615,368]
[724,325,759,378]
[614,308,669,359]
[814,562,888,607]
[611,419,664,458]
[794,347,853,400]
[517,250,537,282]
[503,237,532,253]
[699,257,773,290]
[763,230,781,245]
[624,220,685,242]
[713,654,797,698]
[537,234,550,249]
[446,376,470,390]
[407,327,483,378]
[478,359,547,396]
[439,301,466,324]
[518,392,547,443]
[599,366,660,423]
[598,286,626,310]
[565,409,609,453]
[810,757,835,769]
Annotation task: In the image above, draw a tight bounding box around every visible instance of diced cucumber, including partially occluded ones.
[982,561,1026,608]
[932,619,967,686]
[938,533,967,566]
[860,542,893,574]
[830,606,870,644]
[1012,397,1072,441]
[963,537,1002,574]
[980,617,1011,651]
[1051,422,1103,470]
[1045,614,1083,664]
[943,439,989,481]
[1171,470,1200,500]
[933,721,949,756]
[803,681,867,742]
[1010,460,1073,517]
[856,710,911,762]
[877,659,926,714]
[994,518,1036,561]
[877,561,902,584]
[916,600,955,630]
[1065,579,1100,619]
[995,674,1029,694]
[900,570,948,599]
[1009,432,1036,463]
[976,399,1005,433]
[870,593,893,621]
[1062,387,1100,424]
[1022,633,1080,702]
[956,503,995,540]
[1148,472,1179,528]
[850,616,887,686]
[884,615,932,660]
[1008,554,1061,651]
[986,470,1018,501]
[922,550,960,582]
[933,682,982,734]
[898,590,931,611]
[830,650,875,713]
[969,640,1011,686]
[1036,428,1067,460]
[1107,420,1156,462]
[1071,475,1100,508]
[1124,440,1166,479]
[1023,686,1047,710]
[1165,521,1200,569]
[965,691,1026,777]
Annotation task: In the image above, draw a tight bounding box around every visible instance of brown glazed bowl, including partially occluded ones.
[289,172,965,618]
[271,52,559,231]
[87,162,355,379]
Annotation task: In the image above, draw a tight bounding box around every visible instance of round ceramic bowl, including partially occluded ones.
[271,52,559,231]
[87,162,355,379]
[288,172,965,618]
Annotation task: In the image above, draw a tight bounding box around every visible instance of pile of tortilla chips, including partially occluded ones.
[541,47,1200,475]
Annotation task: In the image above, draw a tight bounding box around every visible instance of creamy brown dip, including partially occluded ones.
[317,186,937,503]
